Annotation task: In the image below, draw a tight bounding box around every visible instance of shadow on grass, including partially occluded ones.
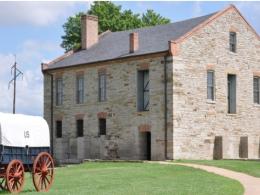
[0,189,36,194]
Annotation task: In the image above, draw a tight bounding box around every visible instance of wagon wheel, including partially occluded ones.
[6,160,25,193]
[32,152,54,192]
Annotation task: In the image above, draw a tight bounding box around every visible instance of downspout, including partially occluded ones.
[50,74,54,156]
[42,66,54,156]
[164,55,168,160]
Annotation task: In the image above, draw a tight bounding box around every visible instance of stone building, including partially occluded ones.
[42,5,260,162]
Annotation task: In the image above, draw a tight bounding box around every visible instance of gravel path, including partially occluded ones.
[157,161,260,195]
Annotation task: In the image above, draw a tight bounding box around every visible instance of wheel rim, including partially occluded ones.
[32,152,54,192]
[6,160,25,193]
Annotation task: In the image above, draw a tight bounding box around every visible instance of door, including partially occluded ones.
[213,136,223,160]
[146,132,151,160]
[239,136,248,158]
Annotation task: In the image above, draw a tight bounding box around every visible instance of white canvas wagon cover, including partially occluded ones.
[0,112,50,147]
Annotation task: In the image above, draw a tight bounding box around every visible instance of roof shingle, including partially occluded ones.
[47,12,216,70]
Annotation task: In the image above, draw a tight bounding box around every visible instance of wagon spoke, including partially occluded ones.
[17,171,23,177]
[18,178,22,186]
[43,156,48,164]
[41,177,44,190]
[35,167,41,172]
[9,178,14,182]
[43,177,47,189]
[45,176,50,185]
[9,168,15,176]
[46,160,52,168]
[14,182,18,190]
[10,181,15,190]
[45,158,49,166]
[36,172,42,176]
[17,164,22,172]
[37,176,42,189]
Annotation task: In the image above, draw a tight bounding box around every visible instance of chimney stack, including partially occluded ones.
[81,15,98,50]
[129,32,139,53]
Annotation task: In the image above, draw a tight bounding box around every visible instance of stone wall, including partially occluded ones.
[172,8,260,159]
[44,55,173,162]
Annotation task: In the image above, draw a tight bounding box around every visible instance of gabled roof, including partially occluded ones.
[45,12,215,70]
[44,4,260,71]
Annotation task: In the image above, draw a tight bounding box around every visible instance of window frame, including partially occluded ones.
[76,119,84,137]
[55,78,63,106]
[99,118,106,136]
[98,73,107,102]
[76,75,84,104]
[253,76,260,104]
[207,70,215,101]
[229,32,237,53]
[227,74,237,114]
[56,120,62,138]
[137,70,150,111]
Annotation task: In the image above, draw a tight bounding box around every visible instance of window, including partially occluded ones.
[76,75,84,104]
[254,77,260,104]
[230,32,237,52]
[76,119,84,137]
[227,74,236,114]
[99,118,106,135]
[56,120,62,138]
[55,78,63,106]
[207,70,215,100]
[137,70,150,111]
[98,74,106,102]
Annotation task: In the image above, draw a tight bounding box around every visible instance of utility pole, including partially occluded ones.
[8,55,23,114]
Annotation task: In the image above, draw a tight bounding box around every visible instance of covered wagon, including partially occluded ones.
[0,112,54,193]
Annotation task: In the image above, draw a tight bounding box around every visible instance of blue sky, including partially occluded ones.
[0,1,259,116]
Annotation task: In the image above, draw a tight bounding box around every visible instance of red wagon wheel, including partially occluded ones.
[32,152,54,192]
[6,160,25,193]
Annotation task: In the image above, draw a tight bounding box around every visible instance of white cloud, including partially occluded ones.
[0,2,77,26]
[192,1,203,17]
[0,40,60,116]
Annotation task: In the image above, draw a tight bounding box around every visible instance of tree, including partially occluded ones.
[61,12,84,52]
[141,10,170,27]
[61,1,171,52]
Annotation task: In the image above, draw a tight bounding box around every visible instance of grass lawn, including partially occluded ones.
[175,160,260,178]
[1,162,243,195]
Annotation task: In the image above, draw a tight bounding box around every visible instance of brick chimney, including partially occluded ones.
[129,32,139,53]
[81,15,98,50]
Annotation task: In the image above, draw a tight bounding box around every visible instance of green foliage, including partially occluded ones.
[61,1,171,52]
[61,12,84,52]
[141,10,170,27]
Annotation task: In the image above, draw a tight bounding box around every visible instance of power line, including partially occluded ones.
[8,55,23,114]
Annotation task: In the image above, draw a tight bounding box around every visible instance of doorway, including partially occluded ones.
[145,132,151,160]
[239,136,248,158]
[213,136,223,160]
[140,132,151,160]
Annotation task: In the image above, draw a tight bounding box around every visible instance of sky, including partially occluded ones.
[0,1,259,116]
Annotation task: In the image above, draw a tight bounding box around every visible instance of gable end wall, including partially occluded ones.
[172,8,260,159]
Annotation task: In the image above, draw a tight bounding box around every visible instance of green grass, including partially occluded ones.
[2,162,243,195]
[175,160,260,178]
